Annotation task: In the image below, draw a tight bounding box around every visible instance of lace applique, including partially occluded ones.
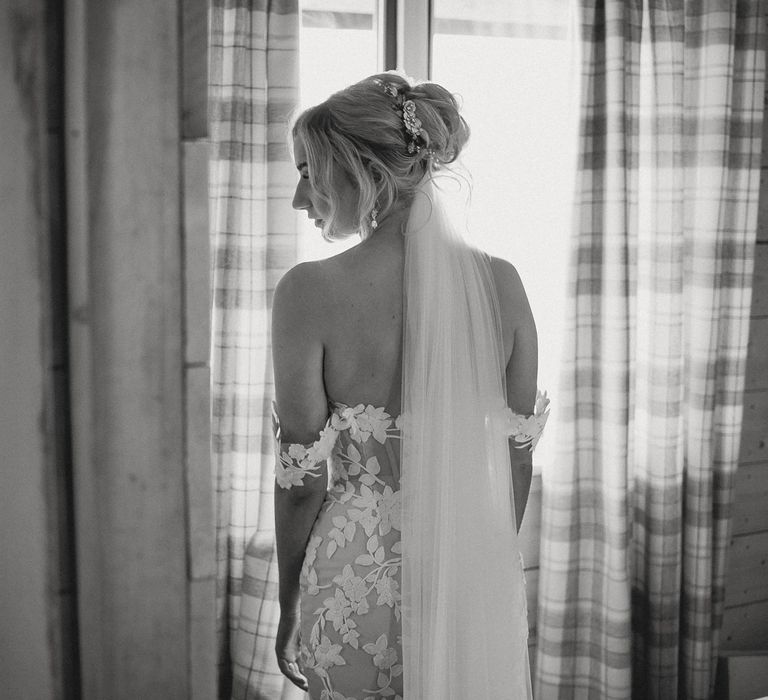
[330,403,395,445]
[272,402,339,489]
[495,390,551,451]
[272,401,402,489]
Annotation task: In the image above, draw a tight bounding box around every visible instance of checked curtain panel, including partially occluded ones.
[209,1,302,698]
[535,2,765,699]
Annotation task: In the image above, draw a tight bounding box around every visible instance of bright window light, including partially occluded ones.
[432,0,579,469]
[294,1,578,470]
[297,0,381,262]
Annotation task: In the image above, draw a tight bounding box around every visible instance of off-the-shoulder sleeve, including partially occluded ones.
[272,401,339,489]
[496,390,551,452]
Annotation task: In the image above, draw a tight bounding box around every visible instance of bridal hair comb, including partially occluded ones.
[372,78,430,155]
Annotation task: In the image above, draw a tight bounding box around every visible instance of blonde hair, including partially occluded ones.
[290,72,470,241]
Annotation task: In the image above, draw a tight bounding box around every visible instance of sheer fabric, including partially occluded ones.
[400,174,532,699]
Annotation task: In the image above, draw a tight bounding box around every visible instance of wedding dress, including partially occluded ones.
[274,174,548,699]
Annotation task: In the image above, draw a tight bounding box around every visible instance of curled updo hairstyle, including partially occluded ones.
[291,72,470,240]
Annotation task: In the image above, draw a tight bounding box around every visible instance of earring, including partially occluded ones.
[370,206,379,231]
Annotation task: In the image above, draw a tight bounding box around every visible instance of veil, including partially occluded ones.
[400,172,533,699]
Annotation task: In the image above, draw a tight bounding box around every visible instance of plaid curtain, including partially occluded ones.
[208,1,301,697]
[535,2,765,699]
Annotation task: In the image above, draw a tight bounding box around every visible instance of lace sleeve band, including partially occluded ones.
[272,402,339,489]
[497,390,551,452]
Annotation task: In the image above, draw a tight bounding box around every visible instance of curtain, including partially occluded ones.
[208,1,301,697]
[535,1,765,699]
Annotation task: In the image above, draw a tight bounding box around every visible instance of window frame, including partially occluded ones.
[395,0,431,78]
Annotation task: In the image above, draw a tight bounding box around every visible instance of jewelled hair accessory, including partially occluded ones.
[372,78,430,155]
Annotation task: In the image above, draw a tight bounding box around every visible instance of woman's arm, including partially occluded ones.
[272,261,330,606]
[274,473,327,611]
[271,262,331,687]
[492,258,539,531]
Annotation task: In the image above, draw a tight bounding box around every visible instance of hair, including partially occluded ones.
[290,72,470,241]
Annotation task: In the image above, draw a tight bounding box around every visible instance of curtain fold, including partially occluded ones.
[208,1,301,697]
[535,1,765,698]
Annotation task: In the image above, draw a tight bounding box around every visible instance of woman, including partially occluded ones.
[272,72,548,700]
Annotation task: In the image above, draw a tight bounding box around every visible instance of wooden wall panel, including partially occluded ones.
[725,531,768,607]
[744,318,768,391]
[189,578,217,700]
[732,463,768,536]
[752,244,768,316]
[0,2,58,696]
[739,391,768,464]
[722,599,768,649]
[183,137,215,693]
[66,1,190,697]
[186,365,215,581]
[182,0,208,140]
[184,142,212,367]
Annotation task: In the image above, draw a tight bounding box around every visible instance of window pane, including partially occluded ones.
[297,1,381,262]
[432,0,579,467]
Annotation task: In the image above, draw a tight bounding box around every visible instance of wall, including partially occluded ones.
[0,1,70,696]
[65,0,214,697]
[720,78,768,652]
[0,1,214,698]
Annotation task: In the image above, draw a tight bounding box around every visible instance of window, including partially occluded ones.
[430,0,577,466]
[296,1,577,466]
[297,0,383,262]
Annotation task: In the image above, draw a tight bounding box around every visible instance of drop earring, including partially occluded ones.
[370,205,379,231]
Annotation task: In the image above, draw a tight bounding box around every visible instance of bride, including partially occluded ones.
[271,71,548,699]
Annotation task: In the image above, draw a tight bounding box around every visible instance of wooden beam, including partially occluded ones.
[739,390,768,464]
[0,1,58,696]
[722,599,768,650]
[759,170,768,243]
[745,319,768,390]
[751,243,768,317]
[397,0,430,80]
[732,462,768,535]
[725,530,768,607]
[182,0,208,139]
[66,1,189,697]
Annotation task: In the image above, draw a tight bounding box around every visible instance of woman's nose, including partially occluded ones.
[292,181,309,211]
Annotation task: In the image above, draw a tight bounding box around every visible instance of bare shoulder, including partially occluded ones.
[487,255,534,327]
[487,256,538,413]
[272,261,333,441]
[273,259,335,327]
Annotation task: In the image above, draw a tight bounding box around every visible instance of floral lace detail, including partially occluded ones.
[282,393,548,697]
[296,402,403,699]
[272,405,337,490]
[273,400,402,490]
[495,389,551,451]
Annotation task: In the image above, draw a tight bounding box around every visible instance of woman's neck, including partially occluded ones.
[361,203,410,242]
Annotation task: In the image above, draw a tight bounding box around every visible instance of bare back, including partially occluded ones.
[312,231,534,418]
[314,229,405,416]
[272,228,537,444]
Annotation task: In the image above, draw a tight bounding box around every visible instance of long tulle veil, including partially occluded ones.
[400,172,532,698]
